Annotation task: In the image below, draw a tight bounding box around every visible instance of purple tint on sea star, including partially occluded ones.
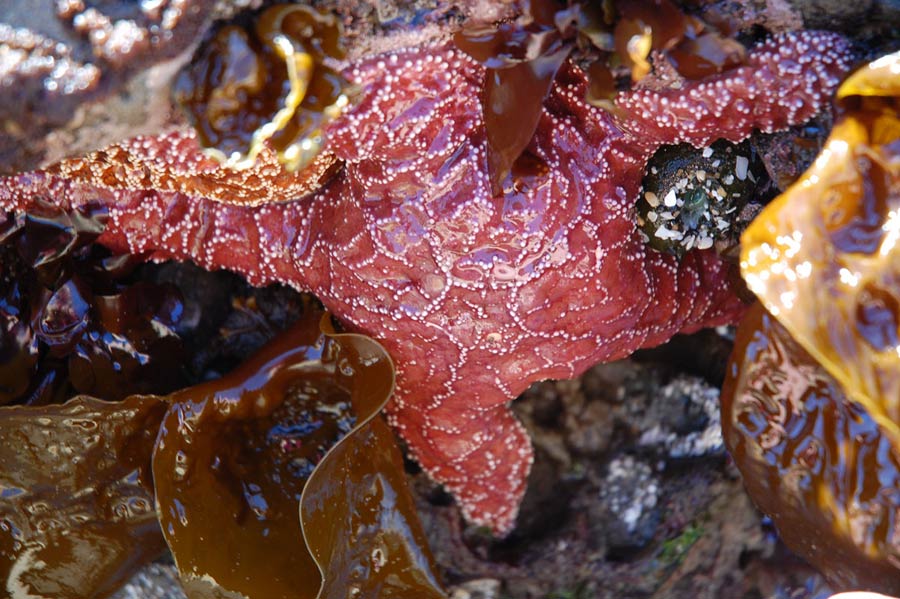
[0,30,851,533]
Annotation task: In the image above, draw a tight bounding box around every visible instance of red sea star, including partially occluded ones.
[0,30,851,534]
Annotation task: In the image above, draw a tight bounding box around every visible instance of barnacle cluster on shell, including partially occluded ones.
[637,140,766,258]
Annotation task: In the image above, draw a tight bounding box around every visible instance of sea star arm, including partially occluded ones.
[0,31,852,535]
[616,31,852,149]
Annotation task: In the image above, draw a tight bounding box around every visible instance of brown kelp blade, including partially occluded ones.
[735,50,900,591]
[740,51,900,446]
[722,303,900,592]
[153,306,445,599]
[453,10,570,196]
[0,201,188,407]
[174,3,350,174]
[300,330,445,599]
[0,395,168,598]
[481,46,570,197]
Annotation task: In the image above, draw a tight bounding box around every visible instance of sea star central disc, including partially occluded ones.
[0,31,851,533]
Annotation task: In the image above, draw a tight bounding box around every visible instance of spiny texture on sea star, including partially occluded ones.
[0,30,851,533]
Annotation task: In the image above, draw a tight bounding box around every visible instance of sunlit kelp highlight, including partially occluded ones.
[722,304,900,593]
[733,50,900,589]
[740,50,900,448]
[174,4,351,172]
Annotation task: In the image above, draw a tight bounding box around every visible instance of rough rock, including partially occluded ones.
[0,0,216,173]
[595,455,662,551]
